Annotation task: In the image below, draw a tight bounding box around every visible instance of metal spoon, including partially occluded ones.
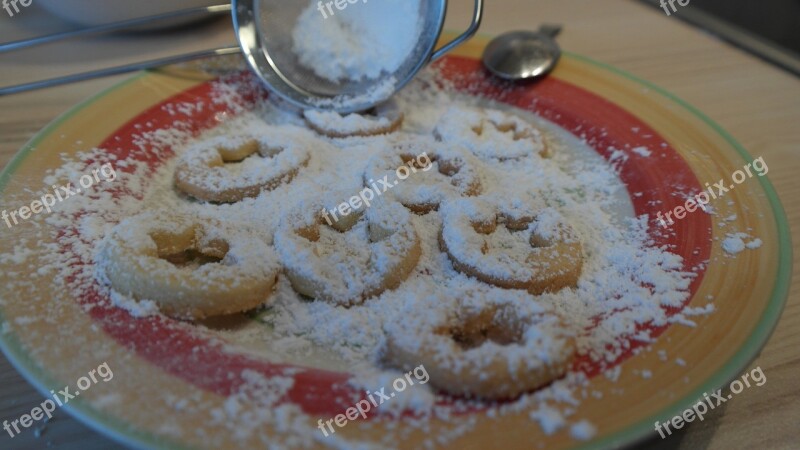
[482,25,563,81]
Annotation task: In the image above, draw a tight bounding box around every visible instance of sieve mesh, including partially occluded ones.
[252,0,445,99]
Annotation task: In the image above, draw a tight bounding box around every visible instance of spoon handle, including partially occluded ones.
[539,24,563,38]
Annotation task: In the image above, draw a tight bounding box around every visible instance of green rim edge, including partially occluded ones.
[0,52,792,450]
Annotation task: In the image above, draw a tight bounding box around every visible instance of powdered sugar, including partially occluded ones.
[434,106,549,160]
[721,232,764,255]
[570,419,597,440]
[274,199,420,306]
[174,129,315,198]
[304,110,391,134]
[292,0,421,82]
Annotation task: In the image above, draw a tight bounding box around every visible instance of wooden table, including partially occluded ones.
[1,1,798,448]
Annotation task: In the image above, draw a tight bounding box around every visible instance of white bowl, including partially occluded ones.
[36,0,224,27]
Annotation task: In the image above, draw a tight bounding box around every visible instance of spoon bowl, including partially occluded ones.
[482,28,562,81]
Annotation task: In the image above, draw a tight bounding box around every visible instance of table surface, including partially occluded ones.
[0,1,798,449]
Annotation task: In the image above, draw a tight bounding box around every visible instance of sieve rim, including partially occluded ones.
[232,0,483,113]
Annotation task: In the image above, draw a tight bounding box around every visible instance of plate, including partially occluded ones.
[0,37,791,449]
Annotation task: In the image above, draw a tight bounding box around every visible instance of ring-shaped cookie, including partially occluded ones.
[433,106,551,161]
[174,126,313,203]
[439,198,583,294]
[363,136,484,214]
[274,200,421,306]
[303,100,403,138]
[385,299,576,399]
[98,212,280,319]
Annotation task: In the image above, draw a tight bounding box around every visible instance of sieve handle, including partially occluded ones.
[430,0,484,62]
[0,4,232,54]
[0,47,241,96]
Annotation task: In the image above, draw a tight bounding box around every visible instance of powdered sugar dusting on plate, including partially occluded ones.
[0,66,736,446]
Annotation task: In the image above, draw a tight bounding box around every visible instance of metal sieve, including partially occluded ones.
[234,0,483,113]
[0,1,483,112]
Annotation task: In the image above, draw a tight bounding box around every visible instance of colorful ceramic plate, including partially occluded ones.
[0,37,791,449]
